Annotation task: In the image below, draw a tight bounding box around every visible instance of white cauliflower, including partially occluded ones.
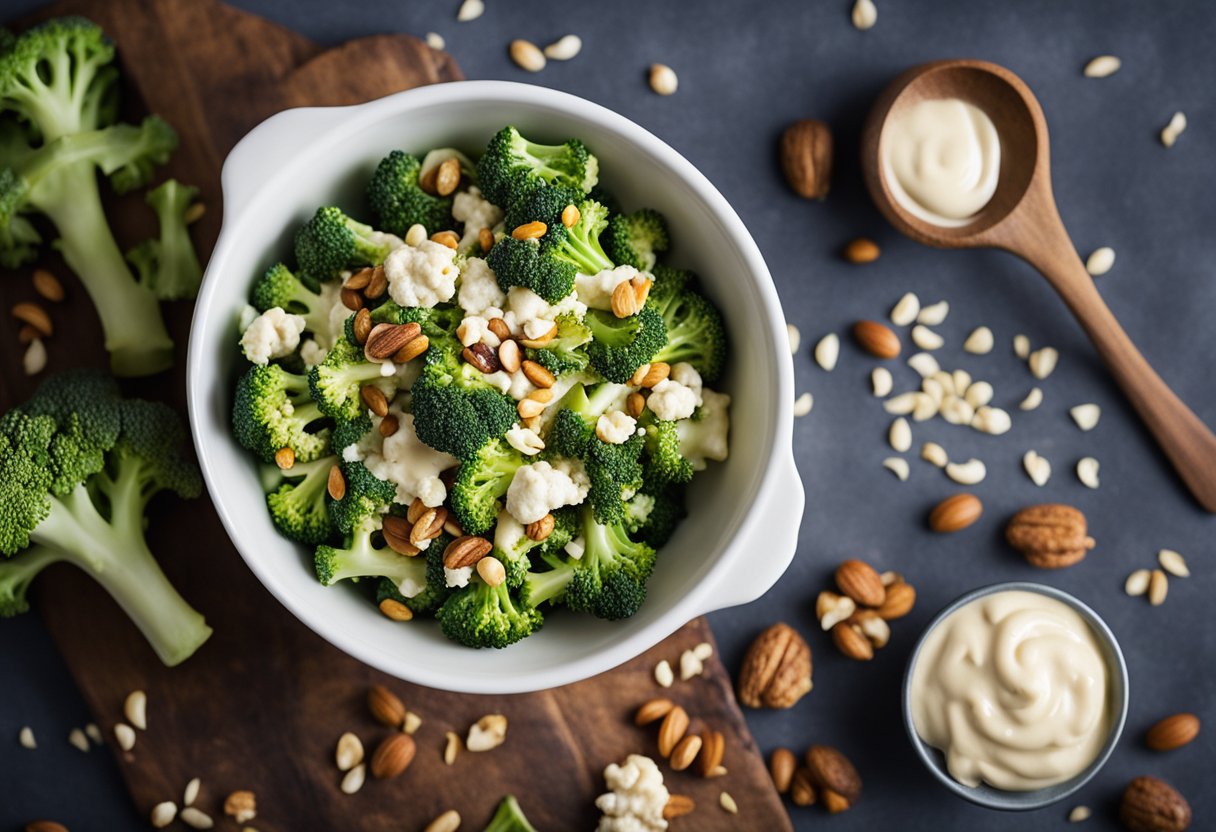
[595,754,670,832]
[452,186,504,252]
[384,239,458,308]
[677,388,731,470]
[504,423,545,456]
[444,566,473,588]
[668,362,703,406]
[482,368,536,401]
[505,459,589,525]
[596,411,637,444]
[575,264,645,310]
[457,256,506,315]
[300,339,328,367]
[359,409,458,506]
[646,377,699,421]
[457,313,501,348]
[240,307,306,365]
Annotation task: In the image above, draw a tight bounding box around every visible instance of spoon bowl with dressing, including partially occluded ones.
[863,59,1216,512]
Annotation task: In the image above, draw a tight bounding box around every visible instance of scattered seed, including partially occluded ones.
[425,810,462,832]
[85,723,102,745]
[964,381,994,408]
[336,732,364,771]
[456,0,484,21]
[679,649,704,680]
[692,642,714,661]
[114,723,136,752]
[871,367,893,397]
[793,392,814,417]
[882,457,910,481]
[952,369,972,393]
[922,377,945,404]
[151,801,178,828]
[1069,804,1092,822]
[921,442,948,468]
[1083,55,1121,78]
[654,659,674,688]
[183,777,200,807]
[851,0,877,30]
[1013,334,1031,359]
[68,728,89,752]
[1077,457,1100,489]
[1019,387,1043,411]
[972,405,1012,435]
[1085,247,1115,276]
[1158,549,1190,578]
[1125,569,1151,597]
[1023,450,1051,486]
[911,325,944,351]
[938,396,971,425]
[183,202,206,224]
[884,392,918,415]
[509,39,545,72]
[543,34,582,60]
[1070,403,1101,431]
[945,458,986,485]
[444,731,461,765]
[1148,569,1168,606]
[907,352,940,378]
[917,300,949,326]
[180,807,214,829]
[963,326,994,355]
[786,323,801,354]
[1161,111,1187,148]
[814,333,839,371]
[843,237,880,263]
[124,690,148,731]
[1028,347,1059,379]
[889,417,912,453]
[719,792,738,814]
[19,726,36,749]
[890,292,920,326]
[32,269,65,302]
[23,339,47,376]
[340,763,366,794]
[425,32,445,50]
[649,63,678,96]
[404,712,423,734]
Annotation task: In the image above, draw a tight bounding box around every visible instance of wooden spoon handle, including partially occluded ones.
[1027,242,1216,512]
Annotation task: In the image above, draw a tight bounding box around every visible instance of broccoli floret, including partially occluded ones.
[265,455,335,545]
[295,205,396,282]
[546,381,631,458]
[605,208,669,271]
[232,364,330,464]
[636,485,686,548]
[366,150,454,236]
[651,288,727,383]
[436,574,543,649]
[125,179,202,300]
[252,262,346,349]
[308,338,393,421]
[587,184,621,215]
[448,440,526,535]
[529,313,592,376]
[584,433,645,525]
[484,795,539,832]
[476,126,598,207]
[648,263,693,307]
[328,459,396,535]
[375,533,453,615]
[0,371,211,665]
[584,306,668,383]
[314,519,427,597]
[641,420,693,486]
[368,300,463,348]
[484,236,575,305]
[410,367,517,461]
[0,18,177,375]
[565,505,656,620]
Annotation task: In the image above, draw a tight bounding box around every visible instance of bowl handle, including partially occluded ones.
[694,453,804,615]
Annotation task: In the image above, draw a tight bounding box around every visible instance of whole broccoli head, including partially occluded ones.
[448,440,526,536]
[641,419,693,486]
[232,363,330,464]
[476,126,598,207]
[584,306,668,384]
[584,433,645,525]
[366,149,454,236]
[565,505,656,620]
[436,575,543,649]
[295,205,396,282]
[604,208,669,272]
[125,178,202,301]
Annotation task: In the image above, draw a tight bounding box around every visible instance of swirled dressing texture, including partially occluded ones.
[910,591,1110,791]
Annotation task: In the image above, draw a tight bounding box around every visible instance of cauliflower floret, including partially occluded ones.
[483,368,536,401]
[384,239,458,308]
[506,460,590,525]
[452,186,504,252]
[575,265,644,311]
[493,510,528,553]
[361,409,458,506]
[596,411,637,445]
[458,256,506,315]
[444,566,473,588]
[300,339,327,367]
[550,290,588,321]
[596,755,670,832]
[457,314,500,348]
[240,307,305,365]
[506,286,550,323]
[647,378,699,421]
[668,362,703,407]
[368,229,406,251]
[677,388,731,470]
[504,423,545,456]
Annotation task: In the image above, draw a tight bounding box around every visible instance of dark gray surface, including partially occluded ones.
[3,1,1214,829]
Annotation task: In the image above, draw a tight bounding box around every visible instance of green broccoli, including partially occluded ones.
[476,126,598,207]
[313,518,427,598]
[0,370,211,666]
[327,459,396,535]
[492,507,577,590]
[366,300,463,349]
[264,455,336,545]
[295,205,396,282]
[584,306,668,383]
[483,795,539,832]
[0,17,178,375]
[125,178,202,300]
[448,440,526,535]
[436,573,543,649]
[252,262,345,350]
[410,347,517,460]
[545,381,630,458]
[641,419,694,485]
[651,288,727,383]
[366,149,454,236]
[375,533,453,616]
[232,363,330,464]
[635,485,686,548]
[528,312,592,376]
[308,338,396,421]
[584,433,645,525]
[605,208,669,271]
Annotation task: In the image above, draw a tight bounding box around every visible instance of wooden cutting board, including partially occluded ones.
[0,0,792,828]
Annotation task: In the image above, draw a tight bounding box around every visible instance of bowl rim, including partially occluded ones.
[901,581,1129,811]
[186,80,800,692]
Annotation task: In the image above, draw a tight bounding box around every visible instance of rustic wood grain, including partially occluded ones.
[0,0,791,828]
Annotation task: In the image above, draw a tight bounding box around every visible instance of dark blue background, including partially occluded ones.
[3,1,1214,829]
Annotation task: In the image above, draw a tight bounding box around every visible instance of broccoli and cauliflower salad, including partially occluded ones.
[231,126,731,649]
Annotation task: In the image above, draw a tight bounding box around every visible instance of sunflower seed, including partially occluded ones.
[917,300,949,325]
[1023,450,1051,486]
[911,325,944,351]
[786,322,801,354]
[1070,403,1101,431]
[719,792,739,814]
[814,333,839,371]
[945,458,986,485]
[655,659,674,688]
[851,0,877,30]
[963,326,994,354]
[1019,387,1043,411]
[69,728,89,752]
[871,366,893,397]
[921,441,948,468]
[543,34,582,60]
[456,0,484,21]
[1077,457,1100,489]
[1013,334,1031,359]
[1148,570,1168,606]
[1161,111,1187,148]
[890,292,920,326]
[1085,247,1115,276]
[1158,549,1189,578]
[889,417,912,452]
[18,726,35,749]
[114,723,136,751]
[907,351,940,377]
[1125,569,1151,596]
[649,63,678,95]
[341,763,366,794]
[793,392,814,417]
[1028,347,1059,379]
[1083,55,1121,78]
[152,802,178,828]
[125,690,147,731]
[882,457,910,481]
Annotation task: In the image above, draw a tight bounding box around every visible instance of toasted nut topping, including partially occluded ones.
[365,264,388,299]
[223,791,256,823]
[649,63,678,95]
[274,446,295,470]
[509,39,546,72]
[516,398,544,420]
[561,204,580,228]
[360,385,389,417]
[478,227,495,252]
[407,498,427,523]
[525,513,555,541]
[626,392,646,419]
[379,598,413,621]
[345,267,373,290]
[352,308,373,344]
[487,317,512,341]
[512,221,547,241]
[519,321,558,348]
[365,322,422,361]
[431,230,459,249]
[611,275,651,318]
[670,734,702,771]
[633,361,670,388]
[657,706,689,757]
[635,698,675,726]
[184,202,206,224]
[11,301,52,336]
[394,333,429,363]
[435,157,461,197]
[463,342,500,374]
[498,339,522,373]
[477,555,506,587]
[382,516,421,556]
[663,795,695,819]
[32,269,65,302]
[444,535,493,569]
[340,287,364,311]
[379,414,400,437]
[419,163,439,194]
[521,360,556,388]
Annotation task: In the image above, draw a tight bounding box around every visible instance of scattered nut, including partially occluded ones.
[443,731,461,765]
[780,119,833,200]
[793,392,814,417]
[1023,450,1052,486]
[679,649,704,681]
[425,810,462,832]
[456,0,484,21]
[1019,387,1043,410]
[791,767,818,806]
[340,763,366,794]
[1013,333,1031,359]
[786,323,802,353]
[403,712,422,735]
[853,320,901,359]
[1028,346,1059,379]
[11,301,52,336]
[509,39,545,72]
[124,690,147,731]
[805,745,862,805]
[851,0,877,30]
[921,441,948,468]
[888,417,912,453]
[945,458,986,485]
[657,706,690,757]
[1083,55,1121,78]
[1158,549,1189,578]
[466,714,508,752]
[910,325,944,351]
[32,269,65,302]
[875,580,916,620]
[1149,569,1168,606]
[669,734,702,771]
[871,367,893,397]
[654,659,674,688]
[649,63,678,96]
[1077,456,1100,489]
[816,591,857,631]
[835,560,885,607]
[223,791,256,824]
[882,457,910,481]
[179,807,213,830]
[1006,503,1095,569]
[23,339,46,376]
[1161,111,1187,148]
[69,728,89,752]
[425,32,445,50]
[917,300,949,326]
[543,34,582,61]
[368,684,407,728]
[963,326,994,354]
[769,747,797,793]
[335,732,364,771]
[1068,804,1091,823]
[928,493,983,533]
[889,292,920,326]
[1070,403,1101,431]
[19,726,36,749]
[151,801,177,828]
[718,792,738,815]
[635,698,675,726]
[831,621,873,661]
[814,333,840,371]
[1146,713,1200,752]
[114,723,136,752]
[697,730,725,778]
[1119,776,1191,832]
[1125,569,1152,597]
[370,733,416,779]
[662,795,695,820]
[737,622,813,709]
[842,237,880,264]
[1086,246,1116,276]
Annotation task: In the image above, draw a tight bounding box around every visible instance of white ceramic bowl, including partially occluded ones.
[187,81,802,693]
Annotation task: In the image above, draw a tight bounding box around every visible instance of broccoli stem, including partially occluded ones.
[0,544,64,615]
[32,483,211,666]
[42,164,173,376]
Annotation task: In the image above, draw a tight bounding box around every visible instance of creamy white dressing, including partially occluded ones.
[883,98,1000,227]
[910,590,1110,792]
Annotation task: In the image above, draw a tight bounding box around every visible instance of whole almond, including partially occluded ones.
[806,746,862,804]
[340,286,364,311]
[352,308,372,344]
[409,508,446,546]
[345,267,373,290]
[1145,713,1200,752]
[394,334,429,363]
[370,733,416,779]
[852,320,901,359]
[1119,776,1191,832]
[360,384,389,417]
[463,343,500,374]
[367,684,406,727]
[791,767,818,806]
[634,698,675,727]
[669,734,702,771]
[487,317,512,341]
[1006,503,1095,569]
[875,580,916,620]
[365,264,388,299]
[479,227,495,252]
[443,536,492,569]
[657,706,689,757]
[779,119,833,200]
[662,795,695,820]
[929,493,984,533]
[379,414,400,438]
[11,302,52,336]
[843,237,880,264]
[365,322,421,361]
[32,269,65,302]
[737,622,813,709]
[822,789,851,814]
[834,560,885,607]
[24,823,69,832]
[697,730,725,778]
[382,516,421,556]
[327,465,346,500]
[769,747,797,793]
[831,622,874,661]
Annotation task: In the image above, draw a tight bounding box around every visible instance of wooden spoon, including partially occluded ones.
[861,59,1216,513]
